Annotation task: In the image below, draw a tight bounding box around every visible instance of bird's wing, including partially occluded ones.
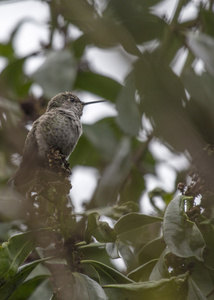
[9,118,41,188]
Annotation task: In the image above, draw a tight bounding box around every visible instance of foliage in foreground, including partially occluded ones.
[1,0,214,299]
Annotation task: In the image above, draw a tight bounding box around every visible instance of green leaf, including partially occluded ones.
[161,28,184,66]
[74,71,121,101]
[187,278,207,300]
[148,188,173,214]
[81,260,133,285]
[199,220,214,269]
[119,165,146,205]
[115,214,162,248]
[149,249,170,280]
[69,133,101,166]
[0,244,16,281]
[187,33,214,76]
[79,201,139,220]
[103,275,187,300]
[32,49,76,98]
[106,242,120,259]
[134,52,201,153]
[138,237,166,266]
[128,259,158,282]
[83,119,118,162]
[0,232,35,281]
[163,196,205,261]
[77,242,115,268]
[118,242,138,272]
[77,242,106,249]
[190,261,214,297]
[182,69,214,143]
[114,213,163,236]
[85,213,117,243]
[72,35,88,59]
[0,258,48,300]
[105,0,166,44]
[70,117,121,166]
[0,58,31,98]
[71,272,107,300]
[116,75,141,136]
[200,10,214,38]
[63,0,140,55]
[182,68,214,107]
[0,97,20,122]
[0,43,14,59]
[7,275,49,300]
[92,138,132,207]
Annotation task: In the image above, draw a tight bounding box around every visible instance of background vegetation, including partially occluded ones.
[1,0,214,299]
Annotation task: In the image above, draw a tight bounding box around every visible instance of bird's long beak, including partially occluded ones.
[82,100,107,106]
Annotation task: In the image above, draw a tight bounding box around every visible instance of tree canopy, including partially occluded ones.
[1,0,214,299]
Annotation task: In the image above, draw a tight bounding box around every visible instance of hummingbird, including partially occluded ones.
[9,92,106,187]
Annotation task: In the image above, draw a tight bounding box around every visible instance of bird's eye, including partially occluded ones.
[70,97,75,102]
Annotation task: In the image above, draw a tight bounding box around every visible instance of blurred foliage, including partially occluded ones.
[1,0,214,299]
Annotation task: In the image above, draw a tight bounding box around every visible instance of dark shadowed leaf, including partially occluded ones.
[183,70,214,105]
[182,69,214,143]
[115,217,162,248]
[0,58,31,98]
[85,213,116,243]
[80,201,139,220]
[32,50,76,98]
[72,35,88,59]
[114,213,163,236]
[7,275,50,300]
[187,33,214,76]
[199,220,214,270]
[71,272,107,300]
[106,242,120,259]
[62,0,140,55]
[92,138,132,207]
[83,119,118,162]
[163,196,205,260]
[116,75,141,136]
[78,242,113,267]
[104,0,166,44]
[69,133,101,166]
[75,71,121,101]
[103,275,187,300]
[128,259,158,282]
[119,165,145,204]
[70,117,120,166]
[200,10,214,38]
[0,43,14,59]
[0,258,49,300]
[0,232,35,281]
[81,260,133,285]
[149,249,170,280]
[190,261,214,297]
[138,237,166,266]
[187,277,207,300]
[118,242,138,272]
[134,51,203,153]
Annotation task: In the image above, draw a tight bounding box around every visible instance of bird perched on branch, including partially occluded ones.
[9,92,106,187]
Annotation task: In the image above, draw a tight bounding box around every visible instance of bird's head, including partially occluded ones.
[47,92,106,118]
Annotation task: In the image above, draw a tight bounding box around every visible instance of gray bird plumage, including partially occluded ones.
[9,91,105,187]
